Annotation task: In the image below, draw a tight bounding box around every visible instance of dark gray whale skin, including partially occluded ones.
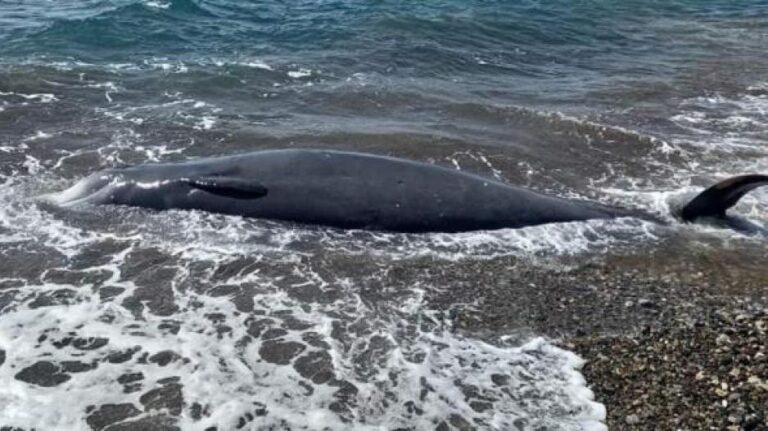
[58,148,768,234]
[56,149,646,233]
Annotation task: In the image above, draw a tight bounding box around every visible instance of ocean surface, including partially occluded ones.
[1,1,767,430]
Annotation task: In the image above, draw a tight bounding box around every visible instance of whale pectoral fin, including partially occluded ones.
[681,174,768,222]
[185,176,268,199]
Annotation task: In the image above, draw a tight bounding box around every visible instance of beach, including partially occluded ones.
[1,1,767,429]
[427,244,768,429]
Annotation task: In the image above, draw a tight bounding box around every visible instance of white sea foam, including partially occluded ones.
[446,150,506,181]
[142,58,189,74]
[0,294,606,430]
[97,93,219,132]
[133,143,186,162]
[288,68,313,79]
[0,90,58,103]
[242,60,273,70]
[194,115,216,130]
[22,131,53,142]
[143,0,171,9]
[85,81,120,102]
[14,56,282,80]
[22,155,43,174]
[671,91,768,154]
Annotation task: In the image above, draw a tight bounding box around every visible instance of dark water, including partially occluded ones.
[1,1,767,430]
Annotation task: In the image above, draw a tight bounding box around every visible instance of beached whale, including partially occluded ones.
[51,149,768,233]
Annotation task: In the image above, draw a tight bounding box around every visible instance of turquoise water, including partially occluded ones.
[3,1,768,105]
[2,1,767,152]
[1,2,767,430]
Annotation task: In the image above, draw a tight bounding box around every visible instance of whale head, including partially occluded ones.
[48,170,121,207]
[49,167,192,209]
[49,162,268,211]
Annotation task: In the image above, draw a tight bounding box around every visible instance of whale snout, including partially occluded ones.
[48,171,117,206]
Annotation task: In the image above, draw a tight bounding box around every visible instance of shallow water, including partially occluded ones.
[1,1,767,430]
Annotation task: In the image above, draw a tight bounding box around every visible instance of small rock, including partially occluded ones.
[756,320,766,332]
[638,299,654,308]
[625,414,640,425]
[743,413,764,431]
[716,334,732,346]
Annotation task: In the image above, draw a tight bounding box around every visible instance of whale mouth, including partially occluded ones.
[44,173,115,207]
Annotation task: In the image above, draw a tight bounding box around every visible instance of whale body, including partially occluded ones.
[52,149,767,233]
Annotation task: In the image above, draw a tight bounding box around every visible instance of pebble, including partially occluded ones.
[716,333,732,346]
[571,306,768,430]
[638,299,654,308]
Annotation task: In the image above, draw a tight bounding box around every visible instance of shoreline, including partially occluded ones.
[426,243,768,430]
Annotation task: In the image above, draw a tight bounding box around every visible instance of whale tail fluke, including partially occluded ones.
[681,174,768,222]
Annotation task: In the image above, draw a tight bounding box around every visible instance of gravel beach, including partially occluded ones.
[427,239,768,430]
